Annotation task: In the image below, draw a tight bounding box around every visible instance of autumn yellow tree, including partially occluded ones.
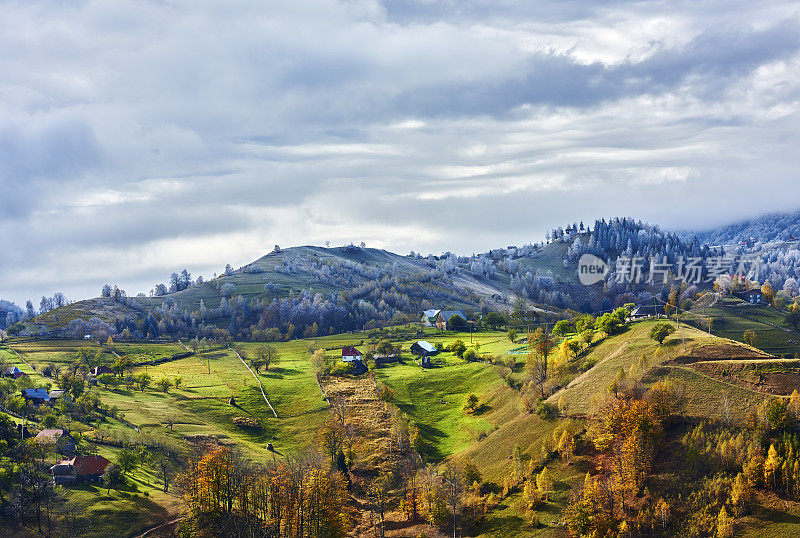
[536,468,554,501]
[730,472,750,515]
[762,282,775,305]
[790,389,800,420]
[717,506,734,538]
[764,443,782,489]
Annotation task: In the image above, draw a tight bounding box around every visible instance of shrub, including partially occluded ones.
[156,378,173,393]
[463,460,482,484]
[449,340,467,358]
[535,401,558,420]
[330,362,353,376]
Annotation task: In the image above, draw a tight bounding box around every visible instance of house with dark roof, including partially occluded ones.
[22,388,50,406]
[630,305,662,319]
[410,340,438,368]
[50,455,110,485]
[421,309,441,327]
[4,366,28,379]
[341,346,363,363]
[91,365,114,377]
[435,310,467,330]
[737,289,764,304]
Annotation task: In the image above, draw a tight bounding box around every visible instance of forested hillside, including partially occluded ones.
[696,210,800,245]
[9,213,800,346]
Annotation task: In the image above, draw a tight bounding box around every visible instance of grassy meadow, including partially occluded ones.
[5,316,800,536]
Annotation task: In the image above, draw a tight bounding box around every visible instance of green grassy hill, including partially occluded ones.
[546,319,780,424]
[685,295,800,356]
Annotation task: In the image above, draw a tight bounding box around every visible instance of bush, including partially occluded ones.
[552,320,573,336]
[378,385,393,402]
[535,401,558,420]
[449,340,467,358]
[330,362,354,376]
[463,348,477,361]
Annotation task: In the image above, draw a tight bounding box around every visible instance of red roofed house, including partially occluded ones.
[50,455,110,485]
[341,346,363,363]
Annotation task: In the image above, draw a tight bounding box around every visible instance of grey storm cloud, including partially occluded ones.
[1,0,799,305]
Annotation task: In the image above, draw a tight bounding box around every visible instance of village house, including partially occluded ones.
[4,366,28,379]
[50,455,110,485]
[410,340,438,368]
[435,310,467,330]
[91,365,114,377]
[35,429,76,455]
[630,304,662,319]
[22,388,50,406]
[737,289,764,304]
[341,346,363,363]
[421,309,441,327]
[48,389,65,402]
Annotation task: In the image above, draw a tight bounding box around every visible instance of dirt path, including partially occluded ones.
[230,348,278,418]
[2,343,47,378]
[132,516,186,538]
[178,339,206,365]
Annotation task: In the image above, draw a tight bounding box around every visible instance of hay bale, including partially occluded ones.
[232,416,260,429]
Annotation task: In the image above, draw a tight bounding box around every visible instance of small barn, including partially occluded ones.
[4,366,28,379]
[411,340,438,368]
[630,304,662,319]
[341,346,364,363]
[50,455,110,485]
[91,365,114,377]
[35,429,76,455]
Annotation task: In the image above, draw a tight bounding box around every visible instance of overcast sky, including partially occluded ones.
[2,0,800,306]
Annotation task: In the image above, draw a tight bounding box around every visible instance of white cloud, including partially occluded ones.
[1,0,799,305]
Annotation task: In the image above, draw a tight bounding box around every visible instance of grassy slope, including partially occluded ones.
[547,319,783,425]
[547,320,717,414]
[686,297,800,357]
[10,321,796,536]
